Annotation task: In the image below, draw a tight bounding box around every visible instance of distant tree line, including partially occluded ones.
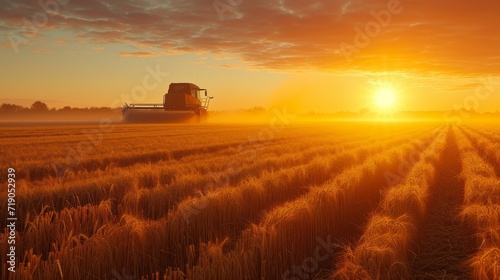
[0,101,120,114]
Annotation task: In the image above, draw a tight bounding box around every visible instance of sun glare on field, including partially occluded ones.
[374,86,397,112]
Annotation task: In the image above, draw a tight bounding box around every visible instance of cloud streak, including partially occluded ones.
[120,51,158,58]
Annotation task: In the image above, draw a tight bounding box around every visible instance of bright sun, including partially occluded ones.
[374,87,397,111]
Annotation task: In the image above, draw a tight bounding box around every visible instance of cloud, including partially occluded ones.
[120,51,159,57]
[32,48,50,54]
[55,38,69,43]
[1,0,499,74]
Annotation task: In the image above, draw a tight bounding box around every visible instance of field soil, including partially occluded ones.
[411,130,476,279]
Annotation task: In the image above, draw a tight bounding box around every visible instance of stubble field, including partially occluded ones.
[1,121,499,280]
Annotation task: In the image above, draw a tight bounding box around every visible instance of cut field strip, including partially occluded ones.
[411,129,476,279]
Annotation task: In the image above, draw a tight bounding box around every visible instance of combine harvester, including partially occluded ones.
[122,83,213,123]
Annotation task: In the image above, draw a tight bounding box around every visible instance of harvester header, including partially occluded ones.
[122,82,213,122]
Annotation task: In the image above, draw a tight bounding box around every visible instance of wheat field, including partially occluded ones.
[1,121,499,280]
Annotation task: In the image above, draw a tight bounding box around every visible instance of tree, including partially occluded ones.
[60,106,72,112]
[30,101,49,112]
[0,103,25,113]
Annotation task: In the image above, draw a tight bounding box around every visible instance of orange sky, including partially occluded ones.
[1,0,499,113]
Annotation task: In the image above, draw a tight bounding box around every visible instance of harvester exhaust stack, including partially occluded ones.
[122,83,213,123]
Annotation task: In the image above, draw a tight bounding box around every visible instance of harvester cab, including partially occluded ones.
[122,83,213,122]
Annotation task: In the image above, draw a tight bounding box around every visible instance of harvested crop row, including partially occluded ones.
[454,127,500,280]
[0,122,437,183]
[1,123,319,182]
[2,126,438,279]
[331,128,447,279]
[461,126,500,176]
[155,128,444,280]
[18,200,116,258]
[4,136,317,224]
[125,146,355,219]
[463,123,500,143]
[23,127,358,188]
[163,128,429,265]
[82,132,429,276]
[0,123,447,279]
[1,123,428,225]
[120,130,380,220]
[0,129,374,232]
